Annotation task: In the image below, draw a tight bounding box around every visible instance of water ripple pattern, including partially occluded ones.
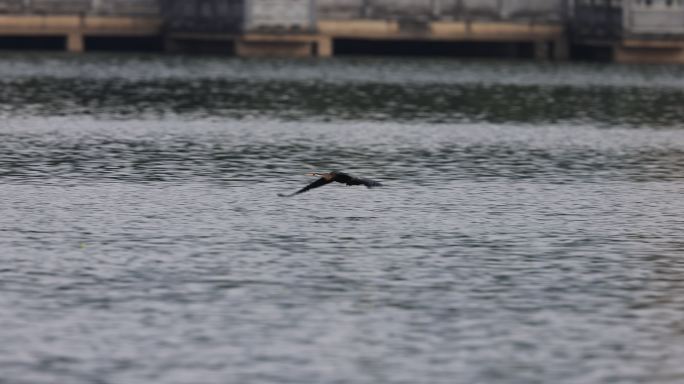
[1,53,684,126]
[0,54,683,384]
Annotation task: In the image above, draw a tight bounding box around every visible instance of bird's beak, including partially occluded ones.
[306,172,319,177]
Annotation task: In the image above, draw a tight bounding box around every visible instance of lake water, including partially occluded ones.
[1,53,683,384]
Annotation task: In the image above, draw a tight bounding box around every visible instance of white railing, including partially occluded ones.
[0,0,160,15]
[316,0,564,21]
[624,0,684,34]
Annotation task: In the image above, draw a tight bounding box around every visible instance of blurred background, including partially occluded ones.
[0,0,682,63]
[1,1,683,384]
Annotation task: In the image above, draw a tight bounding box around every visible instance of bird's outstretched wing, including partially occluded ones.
[278,177,332,197]
[344,177,383,188]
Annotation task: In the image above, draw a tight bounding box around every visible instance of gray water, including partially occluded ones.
[1,53,683,384]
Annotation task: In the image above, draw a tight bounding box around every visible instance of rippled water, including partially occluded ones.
[1,53,683,384]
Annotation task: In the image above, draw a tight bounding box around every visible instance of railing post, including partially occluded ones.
[361,0,371,18]
[498,0,506,20]
[431,0,441,19]
[622,0,630,35]
[309,0,316,32]
[91,0,102,14]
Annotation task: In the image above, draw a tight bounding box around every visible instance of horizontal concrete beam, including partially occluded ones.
[318,19,564,42]
[0,15,161,36]
[433,21,563,41]
[615,46,684,64]
[0,15,81,29]
[623,39,684,49]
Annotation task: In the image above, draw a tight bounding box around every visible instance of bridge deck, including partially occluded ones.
[0,13,682,63]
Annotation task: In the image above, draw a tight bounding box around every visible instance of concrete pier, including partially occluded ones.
[313,19,564,59]
[0,0,683,63]
[0,14,161,51]
[67,32,83,52]
[571,0,684,64]
[614,43,684,64]
[163,19,564,58]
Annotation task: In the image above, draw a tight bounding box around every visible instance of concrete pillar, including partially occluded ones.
[317,36,333,57]
[67,32,84,53]
[553,38,569,60]
[361,0,372,18]
[91,0,103,14]
[534,40,549,60]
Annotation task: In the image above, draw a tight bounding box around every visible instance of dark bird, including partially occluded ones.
[278,171,382,197]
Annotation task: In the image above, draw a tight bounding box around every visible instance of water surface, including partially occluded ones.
[1,54,683,384]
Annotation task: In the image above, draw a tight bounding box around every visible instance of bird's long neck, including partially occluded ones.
[308,172,335,181]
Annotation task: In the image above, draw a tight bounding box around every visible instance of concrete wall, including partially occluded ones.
[162,0,243,33]
[316,0,564,21]
[92,0,159,16]
[502,0,565,20]
[0,0,24,13]
[317,0,364,19]
[163,0,313,33]
[0,0,566,24]
[245,0,314,31]
[10,0,684,40]
[571,0,684,39]
[364,0,437,19]
[0,0,159,15]
[459,0,500,19]
[624,0,684,35]
[30,0,91,13]
[570,0,622,41]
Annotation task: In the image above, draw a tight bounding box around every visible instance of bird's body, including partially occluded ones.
[278,171,382,197]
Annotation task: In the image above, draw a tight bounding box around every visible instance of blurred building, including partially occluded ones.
[570,0,684,63]
[0,0,682,63]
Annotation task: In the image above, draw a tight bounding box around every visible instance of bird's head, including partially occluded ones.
[306,171,335,180]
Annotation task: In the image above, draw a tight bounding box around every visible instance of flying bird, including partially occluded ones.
[278,171,382,197]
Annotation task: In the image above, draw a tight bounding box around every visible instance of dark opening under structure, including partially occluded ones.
[84,36,165,52]
[0,36,66,51]
[333,39,536,59]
